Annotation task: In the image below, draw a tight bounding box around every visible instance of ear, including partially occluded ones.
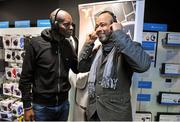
[54,20,58,25]
[53,20,57,27]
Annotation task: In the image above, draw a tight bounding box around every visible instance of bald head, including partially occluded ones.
[50,9,72,25]
[50,8,73,38]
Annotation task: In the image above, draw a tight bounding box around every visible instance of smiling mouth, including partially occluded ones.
[98,33,106,37]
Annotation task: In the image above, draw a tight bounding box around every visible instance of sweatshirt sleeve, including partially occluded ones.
[111,30,151,73]
[19,41,35,108]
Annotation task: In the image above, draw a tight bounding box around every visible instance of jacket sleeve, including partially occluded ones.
[111,30,151,73]
[70,36,79,74]
[78,43,96,72]
[70,55,79,74]
[19,41,35,109]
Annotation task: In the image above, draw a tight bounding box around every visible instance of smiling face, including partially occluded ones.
[95,13,114,43]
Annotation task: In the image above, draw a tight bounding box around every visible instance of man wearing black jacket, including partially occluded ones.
[19,8,78,121]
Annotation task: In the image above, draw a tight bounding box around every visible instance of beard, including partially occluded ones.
[98,33,107,42]
[98,33,109,43]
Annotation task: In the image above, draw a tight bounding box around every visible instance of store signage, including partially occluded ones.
[142,41,156,50]
[137,94,151,101]
[15,20,30,28]
[37,19,51,27]
[138,81,152,89]
[0,21,9,28]
[167,33,180,45]
[143,23,168,31]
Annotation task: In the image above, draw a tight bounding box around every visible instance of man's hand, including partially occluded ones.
[24,108,35,121]
[110,22,123,32]
[85,31,98,44]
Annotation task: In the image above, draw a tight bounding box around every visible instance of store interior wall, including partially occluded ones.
[0,0,180,36]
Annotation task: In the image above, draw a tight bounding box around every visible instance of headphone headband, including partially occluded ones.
[54,8,61,24]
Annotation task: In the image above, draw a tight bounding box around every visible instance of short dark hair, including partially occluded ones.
[97,11,117,23]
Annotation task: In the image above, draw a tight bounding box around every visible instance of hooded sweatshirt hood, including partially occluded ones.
[41,28,65,42]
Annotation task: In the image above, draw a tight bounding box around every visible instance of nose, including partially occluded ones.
[69,24,73,30]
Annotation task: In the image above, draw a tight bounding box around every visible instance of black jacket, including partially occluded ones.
[19,28,78,108]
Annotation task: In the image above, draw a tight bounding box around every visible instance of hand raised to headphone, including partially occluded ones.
[85,31,98,44]
[110,22,123,32]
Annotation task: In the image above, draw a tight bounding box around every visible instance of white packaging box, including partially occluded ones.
[11,35,24,50]
[3,82,13,96]
[3,35,12,49]
[15,51,25,63]
[5,67,17,80]
[11,101,23,117]
[12,82,22,98]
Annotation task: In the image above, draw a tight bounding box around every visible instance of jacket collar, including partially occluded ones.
[41,28,64,42]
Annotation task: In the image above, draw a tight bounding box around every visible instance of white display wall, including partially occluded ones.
[132,31,180,121]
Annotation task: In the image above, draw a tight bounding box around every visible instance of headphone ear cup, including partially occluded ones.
[54,20,57,25]
[113,15,117,22]
[53,8,61,31]
[52,20,58,30]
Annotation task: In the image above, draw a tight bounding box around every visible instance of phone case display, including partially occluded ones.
[3,35,25,63]
[3,82,22,98]
[5,67,22,81]
[11,35,24,50]
[11,101,23,117]
[1,34,26,121]
[4,50,24,63]
[5,50,15,62]
[3,35,12,49]
[0,111,13,121]
[0,27,45,121]
[0,97,23,121]
[3,82,13,96]
[15,51,25,64]
[3,35,24,50]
